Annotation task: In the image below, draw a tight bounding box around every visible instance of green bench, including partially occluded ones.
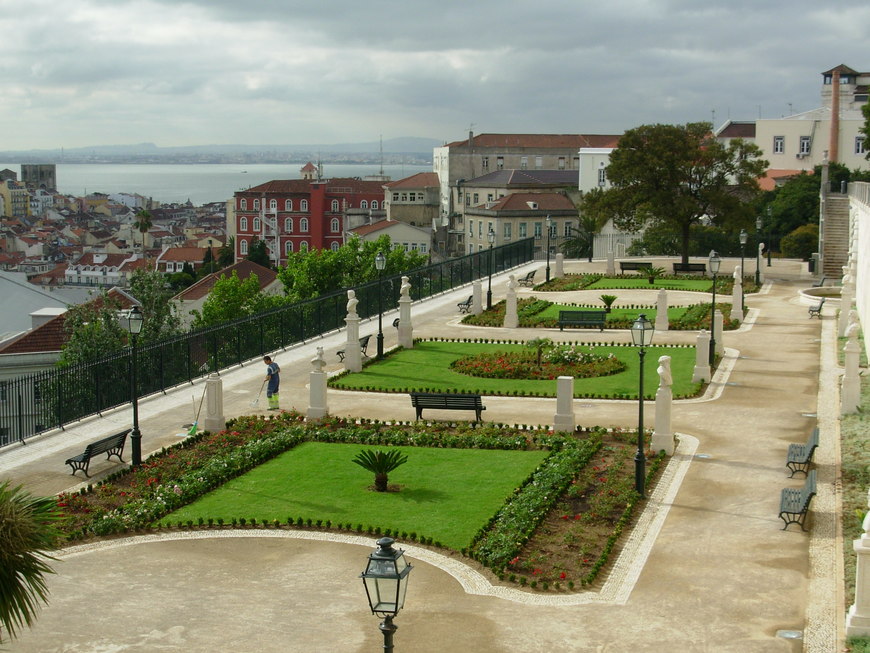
[786,427,819,478]
[619,261,652,272]
[558,310,607,331]
[65,429,131,478]
[409,392,486,421]
[778,469,817,531]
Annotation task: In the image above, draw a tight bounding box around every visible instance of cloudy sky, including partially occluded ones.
[2,0,868,151]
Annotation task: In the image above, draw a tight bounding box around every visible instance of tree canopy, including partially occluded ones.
[246,238,272,269]
[190,270,279,329]
[592,122,768,263]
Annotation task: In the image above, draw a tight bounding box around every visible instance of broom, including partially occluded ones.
[250,379,267,408]
[187,384,208,436]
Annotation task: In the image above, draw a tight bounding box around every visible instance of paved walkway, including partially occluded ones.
[0,258,845,652]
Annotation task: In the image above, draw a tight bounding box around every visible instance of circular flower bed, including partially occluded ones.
[450,346,627,380]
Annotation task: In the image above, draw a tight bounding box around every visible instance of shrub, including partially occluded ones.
[781,223,819,260]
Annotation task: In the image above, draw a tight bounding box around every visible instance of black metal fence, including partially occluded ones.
[0,239,534,447]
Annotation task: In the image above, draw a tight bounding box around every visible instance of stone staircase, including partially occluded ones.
[822,194,850,279]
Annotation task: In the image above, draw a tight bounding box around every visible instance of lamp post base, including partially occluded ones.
[376,332,384,359]
[130,426,142,467]
[379,616,397,653]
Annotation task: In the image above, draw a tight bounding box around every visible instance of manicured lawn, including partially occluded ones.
[330,340,700,398]
[585,277,714,291]
[165,441,549,550]
[533,304,689,323]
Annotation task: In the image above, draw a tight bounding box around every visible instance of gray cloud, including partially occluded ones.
[0,0,867,149]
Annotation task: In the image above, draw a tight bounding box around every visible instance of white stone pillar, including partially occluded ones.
[472,279,483,315]
[202,373,225,432]
[757,243,765,283]
[651,356,674,455]
[344,290,362,373]
[307,347,329,420]
[655,288,669,332]
[606,249,615,276]
[839,274,854,338]
[552,376,575,433]
[554,253,564,279]
[846,490,870,637]
[714,310,725,356]
[692,330,712,383]
[503,275,518,328]
[842,327,861,415]
[730,265,743,324]
[397,276,413,349]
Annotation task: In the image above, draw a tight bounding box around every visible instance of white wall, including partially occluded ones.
[851,182,870,361]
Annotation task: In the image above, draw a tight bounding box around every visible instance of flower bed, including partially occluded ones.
[450,347,626,380]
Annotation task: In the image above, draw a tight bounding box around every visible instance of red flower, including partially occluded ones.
[560,572,567,580]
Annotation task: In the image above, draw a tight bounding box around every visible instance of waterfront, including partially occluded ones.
[0,162,431,206]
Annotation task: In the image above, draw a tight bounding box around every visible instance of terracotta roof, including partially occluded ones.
[383,172,440,189]
[301,162,318,171]
[717,121,756,139]
[158,247,208,263]
[822,64,860,76]
[348,220,399,237]
[28,263,68,286]
[758,169,811,192]
[173,260,278,301]
[239,178,385,195]
[445,133,621,149]
[464,169,579,187]
[71,253,130,268]
[487,192,575,212]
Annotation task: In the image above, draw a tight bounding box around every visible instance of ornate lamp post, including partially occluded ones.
[755,215,763,285]
[545,215,552,282]
[486,228,495,310]
[630,314,654,498]
[708,250,721,366]
[375,251,386,359]
[739,228,747,302]
[361,537,412,653]
[125,305,144,466]
[765,206,772,267]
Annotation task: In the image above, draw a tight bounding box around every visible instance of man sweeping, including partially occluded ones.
[263,355,281,410]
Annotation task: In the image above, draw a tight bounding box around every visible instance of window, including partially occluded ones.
[300,241,309,252]
[371,200,378,209]
[478,221,483,237]
[469,220,474,235]
[166,262,175,273]
[239,217,248,231]
[240,239,248,255]
[285,199,292,211]
[465,194,470,206]
[269,199,277,210]
[301,199,309,211]
[773,136,784,154]
[482,156,489,170]
[550,221,558,238]
[240,198,248,210]
[598,167,607,187]
[330,218,340,232]
[409,192,416,202]
[284,240,293,255]
[473,193,479,205]
[331,199,339,211]
[488,221,493,235]
[330,242,340,251]
[563,221,573,237]
[496,156,504,170]
[361,200,368,209]
[520,156,528,170]
[856,136,866,155]
[392,193,399,202]
[411,243,418,251]
[300,218,309,232]
[800,136,811,155]
[420,243,428,253]
[284,218,293,232]
[504,223,512,239]
[0,381,6,402]
[253,218,261,231]
[535,156,543,169]
[401,193,407,201]
[253,199,260,210]
[534,222,542,239]
[519,222,527,238]
[558,157,566,170]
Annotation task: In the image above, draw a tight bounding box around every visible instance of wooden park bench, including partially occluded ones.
[409,392,486,421]
[337,334,371,361]
[808,298,825,318]
[673,262,707,275]
[517,270,536,287]
[64,429,131,478]
[457,296,473,314]
[778,469,817,531]
[558,310,607,331]
[619,261,652,272]
[786,427,819,478]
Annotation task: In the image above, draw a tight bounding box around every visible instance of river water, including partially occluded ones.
[0,162,431,206]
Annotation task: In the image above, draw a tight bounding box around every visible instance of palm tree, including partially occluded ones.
[352,449,408,492]
[0,482,60,644]
[133,209,153,255]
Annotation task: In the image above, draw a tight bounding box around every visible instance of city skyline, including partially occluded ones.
[2,1,868,150]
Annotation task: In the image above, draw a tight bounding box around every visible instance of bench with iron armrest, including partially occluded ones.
[409,392,486,421]
[811,276,826,288]
[337,334,371,361]
[619,261,652,272]
[558,310,607,331]
[786,427,819,478]
[778,469,817,531]
[517,270,536,287]
[672,262,707,275]
[808,298,825,318]
[64,429,131,478]
[457,296,473,314]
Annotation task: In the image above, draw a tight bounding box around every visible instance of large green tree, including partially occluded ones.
[564,189,608,261]
[0,482,60,644]
[190,270,279,329]
[217,236,235,268]
[862,102,870,161]
[597,122,768,264]
[246,238,272,269]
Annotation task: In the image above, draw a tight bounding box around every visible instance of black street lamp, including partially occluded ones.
[486,228,495,310]
[375,251,386,359]
[708,250,721,366]
[630,314,654,498]
[765,207,772,267]
[545,215,552,282]
[125,305,144,466]
[739,228,747,303]
[755,215,763,285]
[361,537,412,653]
